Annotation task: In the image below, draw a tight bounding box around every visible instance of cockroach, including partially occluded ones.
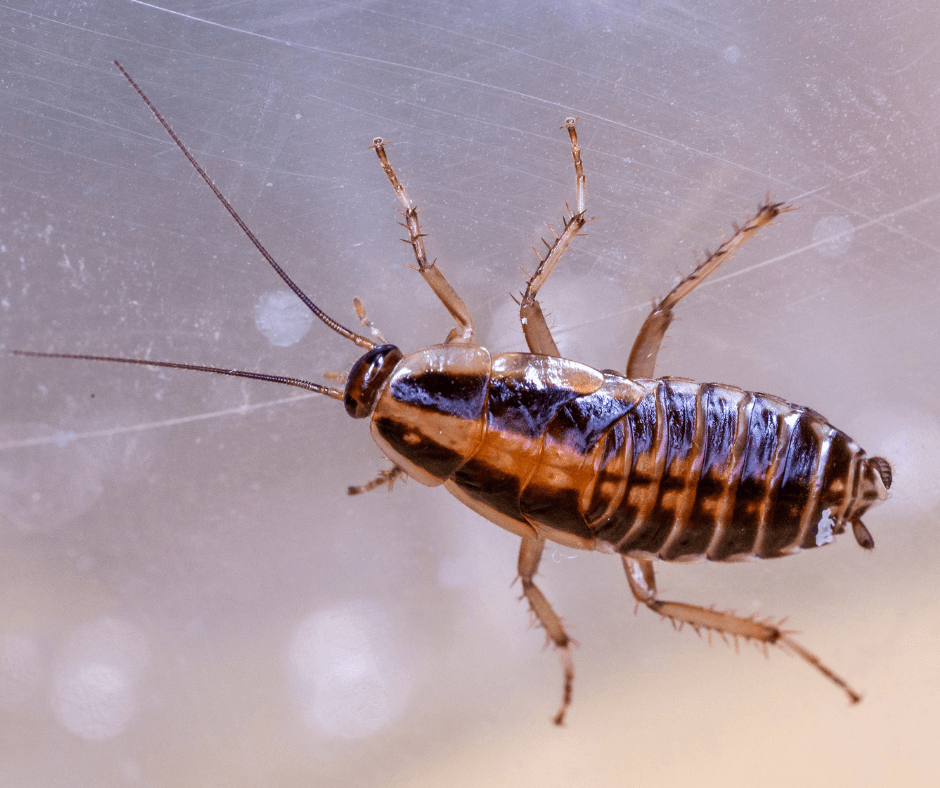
[14,61,891,726]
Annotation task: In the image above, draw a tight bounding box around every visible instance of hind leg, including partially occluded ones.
[626,201,790,378]
[512,120,590,724]
[622,555,862,703]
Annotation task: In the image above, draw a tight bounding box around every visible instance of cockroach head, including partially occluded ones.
[344,345,403,419]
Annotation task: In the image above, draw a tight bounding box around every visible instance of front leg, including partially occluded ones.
[347,465,404,495]
[371,138,475,344]
[622,555,862,704]
[518,535,575,725]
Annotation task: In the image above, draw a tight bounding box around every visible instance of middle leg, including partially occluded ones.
[518,535,576,725]
[519,118,590,357]
[513,120,587,723]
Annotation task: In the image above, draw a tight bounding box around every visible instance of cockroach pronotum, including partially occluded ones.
[14,62,891,726]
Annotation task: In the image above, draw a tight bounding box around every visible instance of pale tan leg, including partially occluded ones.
[519,535,575,725]
[519,119,589,357]
[371,139,474,344]
[626,201,791,378]
[352,296,388,346]
[347,465,405,496]
[622,555,862,703]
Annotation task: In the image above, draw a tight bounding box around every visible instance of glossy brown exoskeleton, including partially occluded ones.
[16,62,890,726]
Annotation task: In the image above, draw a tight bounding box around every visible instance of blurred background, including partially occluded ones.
[2,1,939,786]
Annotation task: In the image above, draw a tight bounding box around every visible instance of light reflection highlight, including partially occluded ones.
[51,617,149,740]
[286,598,411,739]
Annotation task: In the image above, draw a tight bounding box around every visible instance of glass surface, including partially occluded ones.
[1,1,938,785]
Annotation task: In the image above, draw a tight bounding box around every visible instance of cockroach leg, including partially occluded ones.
[518,534,575,726]
[519,118,589,358]
[371,138,474,344]
[622,555,862,704]
[626,201,793,378]
[353,297,388,346]
[347,465,405,496]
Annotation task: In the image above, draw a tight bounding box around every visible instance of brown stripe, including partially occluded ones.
[615,381,669,554]
[796,421,832,550]
[763,409,817,557]
[705,392,753,560]
[753,407,797,558]
[713,395,788,559]
[658,380,708,561]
